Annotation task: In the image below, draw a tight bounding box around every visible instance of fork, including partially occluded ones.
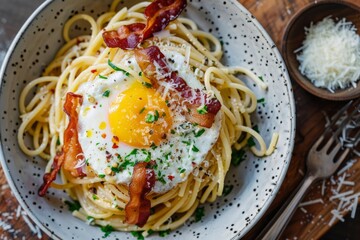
[256,99,360,240]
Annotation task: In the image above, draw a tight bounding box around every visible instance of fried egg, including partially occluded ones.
[75,49,221,193]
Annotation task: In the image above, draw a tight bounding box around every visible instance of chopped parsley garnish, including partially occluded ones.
[247,137,256,147]
[158,176,166,184]
[64,200,81,212]
[107,59,130,76]
[258,76,264,82]
[125,149,138,160]
[102,90,110,97]
[222,185,234,196]
[231,148,246,166]
[164,152,171,160]
[253,125,259,133]
[179,168,186,173]
[145,111,159,123]
[194,207,205,222]
[99,75,108,79]
[182,140,191,146]
[92,194,98,200]
[100,225,114,238]
[158,229,171,237]
[257,98,266,106]
[98,174,105,178]
[194,128,205,137]
[192,145,199,152]
[257,98,265,103]
[142,82,152,88]
[138,71,143,76]
[171,129,176,134]
[145,113,155,123]
[86,216,95,224]
[196,105,208,114]
[112,160,135,173]
[158,171,166,184]
[141,149,151,162]
[56,138,61,146]
[139,107,146,114]
[131,231,144,240]
[150,142,157,150]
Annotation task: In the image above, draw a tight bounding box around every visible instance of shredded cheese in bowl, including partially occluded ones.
[295,17,360,92]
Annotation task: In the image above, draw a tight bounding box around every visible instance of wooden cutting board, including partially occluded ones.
[0,0,359,239]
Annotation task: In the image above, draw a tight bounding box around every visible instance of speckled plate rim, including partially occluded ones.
[0,0,296,239]
[0,2,63,239]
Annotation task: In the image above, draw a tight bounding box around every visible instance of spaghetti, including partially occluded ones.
[17,0,278,235]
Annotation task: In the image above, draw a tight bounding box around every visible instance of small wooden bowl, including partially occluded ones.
[282,0,360,101]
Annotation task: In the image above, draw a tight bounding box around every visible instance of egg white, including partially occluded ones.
[75,48,222,193]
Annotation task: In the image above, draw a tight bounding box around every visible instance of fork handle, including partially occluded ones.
[256,174,316,240]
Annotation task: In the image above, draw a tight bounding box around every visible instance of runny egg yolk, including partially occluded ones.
[109,81,172,147]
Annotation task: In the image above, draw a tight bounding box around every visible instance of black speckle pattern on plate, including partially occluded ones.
[0,0,295,239]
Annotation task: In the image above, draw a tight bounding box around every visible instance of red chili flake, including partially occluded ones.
[112,143,119,149]
[192,162,196,166]
[168,175,174,181]
[101,133,107,139]
[112,136,120,143]
[91,69,97,73]
[50,89,55,93]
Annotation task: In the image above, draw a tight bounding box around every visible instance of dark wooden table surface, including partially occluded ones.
[0,0,359,239]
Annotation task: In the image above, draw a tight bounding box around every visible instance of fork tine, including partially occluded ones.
[323,137,335,152]
[319,103,356,152]
[328,142,342,159]
[333,148,351,170]
[312,135,325,151]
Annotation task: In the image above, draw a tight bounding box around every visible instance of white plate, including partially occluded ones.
[0,0,296,239]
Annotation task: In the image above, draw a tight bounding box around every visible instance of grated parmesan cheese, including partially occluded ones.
[296,17,360,91]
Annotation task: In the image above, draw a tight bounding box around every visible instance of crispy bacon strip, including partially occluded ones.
[102,0,187,49]
[38,93,86,196]
[103,23,145,49]
[62,93,86,177]
[38,152,64,196]
[125,162,155,227]
[143,0,187,39]
[135,46,221,128]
